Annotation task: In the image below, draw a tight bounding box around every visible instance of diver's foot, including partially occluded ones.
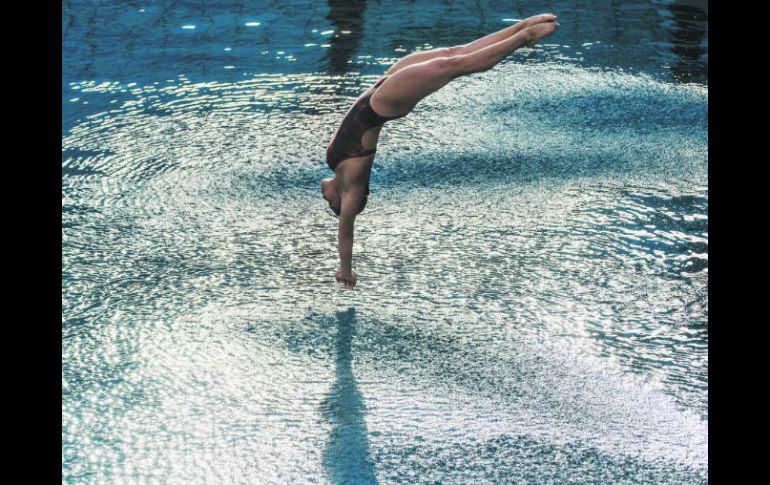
[524,20,559,47]
[524,13,557,28]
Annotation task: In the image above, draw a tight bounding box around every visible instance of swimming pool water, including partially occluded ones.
[62,1,707,483]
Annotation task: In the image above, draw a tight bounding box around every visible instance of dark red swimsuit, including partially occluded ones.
[326,76,407,172]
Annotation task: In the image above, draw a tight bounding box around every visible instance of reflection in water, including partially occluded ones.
[666,0,708,82]
[325,0,368,74]
[320,308,378,485]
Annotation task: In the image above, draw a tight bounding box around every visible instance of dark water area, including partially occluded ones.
[62,0,707,130]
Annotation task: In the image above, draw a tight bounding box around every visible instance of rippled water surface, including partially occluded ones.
[62,1,707,483]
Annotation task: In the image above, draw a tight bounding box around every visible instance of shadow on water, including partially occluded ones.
[319,307,378,485]
[325,0,368,75]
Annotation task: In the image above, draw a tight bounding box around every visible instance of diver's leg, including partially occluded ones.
[373,21,559,115]
[457,13,556,55]
[453,21,559,73]
[373,57,463,116]
[384,45,466,76]
[384,14,556,76]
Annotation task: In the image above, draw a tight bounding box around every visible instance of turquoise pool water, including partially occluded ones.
[62,1,707,483]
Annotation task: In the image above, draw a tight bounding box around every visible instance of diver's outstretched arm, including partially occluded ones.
[335,187,364,289]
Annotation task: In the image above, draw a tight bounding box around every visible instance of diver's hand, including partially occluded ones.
[335,269,357,289]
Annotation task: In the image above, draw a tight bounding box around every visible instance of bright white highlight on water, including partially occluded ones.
[245,22,260,27]
[320,30,334,35]
[182,25,196,30]
[62,65,707,484]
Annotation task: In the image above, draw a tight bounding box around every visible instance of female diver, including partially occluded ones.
[322,14,559,288]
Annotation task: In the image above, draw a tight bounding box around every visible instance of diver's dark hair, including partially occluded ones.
[330,183,369,218]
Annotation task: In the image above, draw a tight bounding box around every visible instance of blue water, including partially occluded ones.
[62,1,707,483]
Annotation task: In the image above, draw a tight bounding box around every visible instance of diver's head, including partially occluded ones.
[321,178,370,218]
